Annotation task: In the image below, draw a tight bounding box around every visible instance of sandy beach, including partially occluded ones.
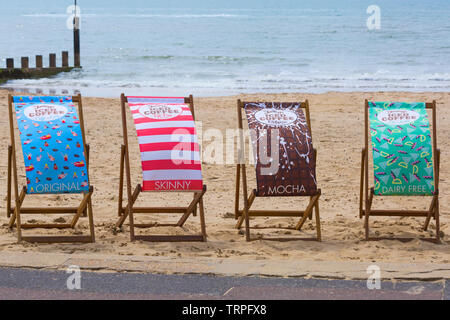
[0,89,449,271]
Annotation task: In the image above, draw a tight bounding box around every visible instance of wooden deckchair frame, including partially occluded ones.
[360,100,440,243]
[115,94,207,242]
[235,99,321,242]
[6,94,95,243]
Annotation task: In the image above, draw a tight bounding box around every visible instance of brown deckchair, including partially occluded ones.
[235,100,321,241]
[7,94,95,243]
[360,100,440,243]
[114,94,207,242]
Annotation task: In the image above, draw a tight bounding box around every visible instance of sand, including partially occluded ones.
[0,89,448,269]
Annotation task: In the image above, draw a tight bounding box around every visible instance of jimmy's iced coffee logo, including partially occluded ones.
[139,104,183,120]
[24,104,68,122]
[377,109,419,125]
[255,109,297,126]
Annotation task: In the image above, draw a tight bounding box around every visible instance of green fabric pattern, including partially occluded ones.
[368,101,435,196]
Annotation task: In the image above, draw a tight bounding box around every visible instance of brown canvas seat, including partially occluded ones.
[235,100,321,241]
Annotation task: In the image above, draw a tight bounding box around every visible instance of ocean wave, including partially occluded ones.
[131,55,274,64]
[21,13,244,18]
[4,71,450,97]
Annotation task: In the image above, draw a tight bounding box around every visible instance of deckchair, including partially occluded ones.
[7,94,95,243]
[235,100,321,241]
[115,94,207,242]
[360,100,440,243]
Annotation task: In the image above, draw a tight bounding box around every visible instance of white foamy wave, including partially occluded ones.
[21,13,243,18]
[22,13,98,17]
[3,70,450,98]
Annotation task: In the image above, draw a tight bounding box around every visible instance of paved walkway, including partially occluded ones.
[0,267,448,300]
[0,251,449,281]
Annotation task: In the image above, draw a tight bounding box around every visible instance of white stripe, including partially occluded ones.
[128,98,185,104]
[132,111,192,119]
[141,150,200,161]
[138,134,198,144]
[129,105,190,111]
[135,121,195,130]
[143,169,202,181]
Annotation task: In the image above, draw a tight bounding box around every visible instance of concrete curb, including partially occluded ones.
[0,251,449,281]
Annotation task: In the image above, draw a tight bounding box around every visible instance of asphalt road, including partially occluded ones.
[0,267,448,300]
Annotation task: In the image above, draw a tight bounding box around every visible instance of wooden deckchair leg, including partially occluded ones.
[423,195,437,231]
[366,189,374,220]
[115,184,141,229]
[8,211,16,228]
[199,197,207,241]
[13,187,26,242]
[295,194,319,230]
[87,189,95,243]
[240,164,251,241]
[315,198,321,241]
[435,198,440,243]
[235,163,240,219]
[9,187,26,229]
[81,144,90,218]
[70,190,92,228]
[364,208,370,240]
[6,145,12,218]
[363,190,374,240]
[177,190,204,227]
[359,148,366,219]
[364,100,370,241]
[235,189,256,229]
[193,194,197,217]
[117,144,125,217]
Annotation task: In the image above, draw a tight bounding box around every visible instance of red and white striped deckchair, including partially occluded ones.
[115,94,207,242]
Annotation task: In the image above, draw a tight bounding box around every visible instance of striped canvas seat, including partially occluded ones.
[127,96,203,191]
[116,94,207,242]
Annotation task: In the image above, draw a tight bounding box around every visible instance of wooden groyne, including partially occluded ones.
[0,52,77,85]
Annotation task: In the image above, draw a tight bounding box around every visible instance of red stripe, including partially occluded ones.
[139,142,199,152]
[142,180,203,191]
[133,115,194,124]
[141,160,201,171]
[137,127,196,137]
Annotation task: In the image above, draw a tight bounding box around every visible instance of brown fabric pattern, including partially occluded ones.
[244,102,318,196]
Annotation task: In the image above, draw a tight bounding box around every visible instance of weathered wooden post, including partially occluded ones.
[6,58,14,69]
[49,53,56,68]
[73,0,81,68]
[36,55,43,69]
[62,51,69,67]
[21,57,29,69]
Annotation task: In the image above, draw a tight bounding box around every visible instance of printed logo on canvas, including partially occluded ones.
[139,104,184,120]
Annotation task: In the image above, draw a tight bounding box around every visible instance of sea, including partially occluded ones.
[1,0,450,97]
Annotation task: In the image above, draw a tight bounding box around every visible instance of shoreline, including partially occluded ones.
[2,86,450,99]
